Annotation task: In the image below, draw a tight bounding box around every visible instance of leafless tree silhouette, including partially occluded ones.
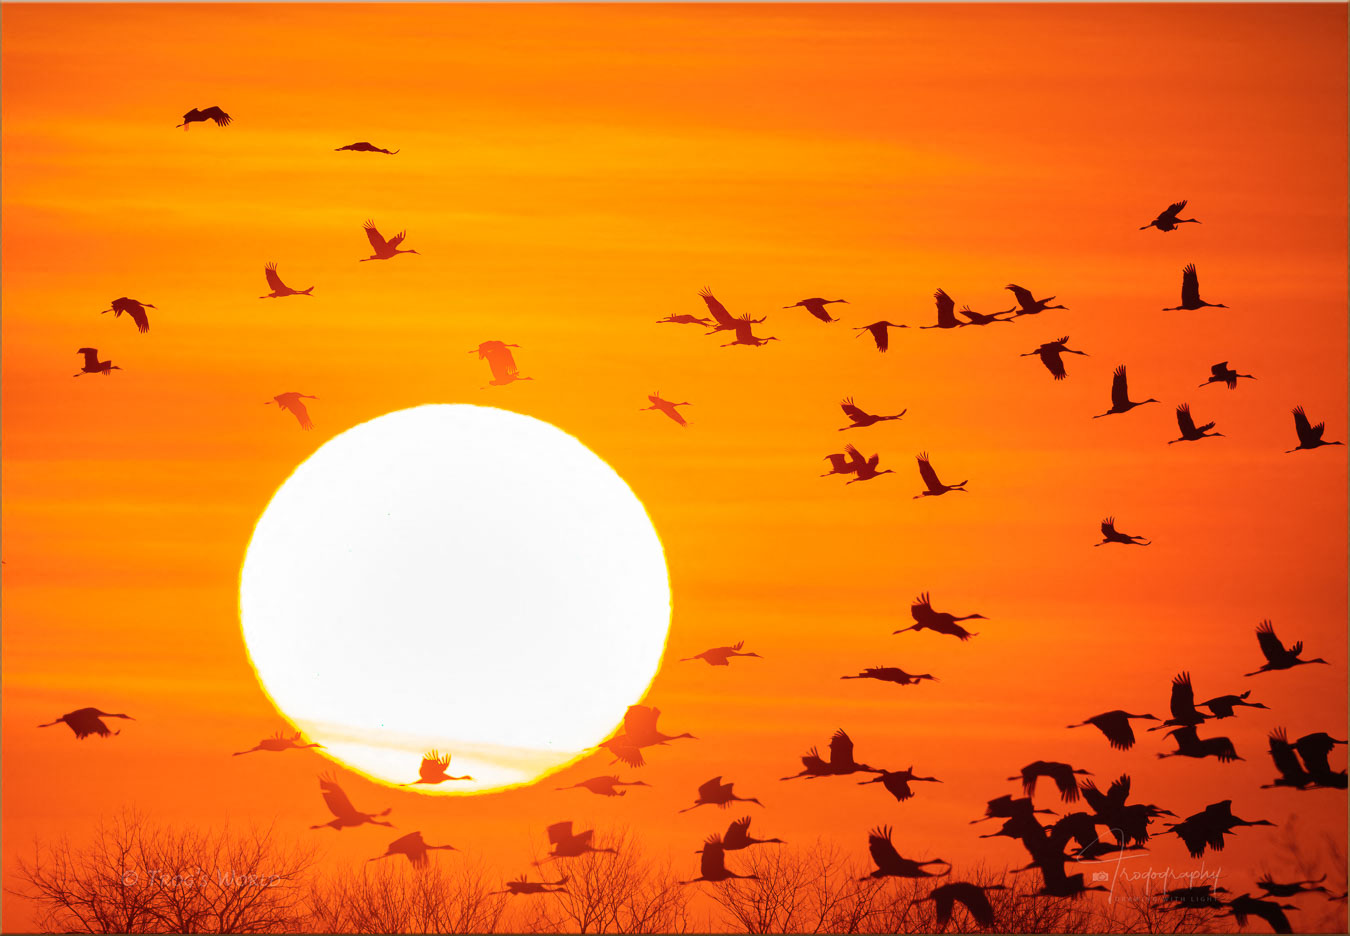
[306,856,508,933]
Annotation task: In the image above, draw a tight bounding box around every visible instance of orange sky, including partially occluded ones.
[3,2,1347,932]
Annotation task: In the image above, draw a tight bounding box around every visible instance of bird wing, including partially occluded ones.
[624,705,658,739]
[126,303,150,333]
[829,730,854,767]
[1162,200,1187,221]
[287,398,314,429]
[386,230,408,249]
[319,777,357,819]
[1292,406,1322,444]
[727,816,751,841]
[203,106,231,126]
[1107,774,1130,809]
[1180,264,1200,306]
[546,821,574,845]
[1170,672,1197,719]
[1269,729,1308,779]
[867,827,900,870]
[1039,348,1067,379]
[1176,404,1197,435]
[1255,621,1286,662]
[872,323,891,352]
[843,444,867,471]
[1210,362,1228,378]
[934,289,955,325]
[917,455,940,491]
[698,776,725,800]
[1293,733,1336,775]
[1007,285,1033,309]
[824,453,852,473]
[700,840,726,878]
[265,263,286,292]
[1097,713,1136,750]
[732,316,756,343]
[699,288,735,326]
[364,222,389,252]
[1101,518,1117,538]
[840,398,869,421]
[1110,366,1129,408]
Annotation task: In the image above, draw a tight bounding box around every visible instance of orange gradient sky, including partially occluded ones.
[3,2,1347,931]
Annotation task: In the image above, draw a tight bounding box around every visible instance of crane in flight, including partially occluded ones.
[1140,200,1200,232]
[259,263,313,298]
[896,592,984,641]
[1163,801,1274,858]
[958,305,1014,326]
[1003,284,1067,317]
[360,220,419,261]
[820,452,859,478]
[1022,336,1088,380]
[861,826,951,880]
[781,729,882,780]
[1286,406,1344,452]
[102,297,153,333]
[680,641,761,666]
[916,882,1005,928]
[472,341,531,387]
[783,297,847,322]
[698,288,762,335]
[912,452,967,498]
[1246,620,1331,675]
[265,392,318,429]
[838,397,905,430]
[309,774,394,831]
[233,731,324,756]
[403,750,473,785]
[1157,726,1241,763]
[597,705,695,767]
[921,289,966,329]
[640,393,691,427]
[74,348,121,377]
[336,141,399,154]
[1008,761,1093,802]
[841,444,894,484]
[1148,671,1210,731]
[176,106,231,129]
[679,776,762,812]
[681,837,758,884]
[491,875,570,896]
[656,313,713,327]
[1096,517,1150,546]
[721,315,778,348]
[1094,366,1159,418]
[711,816,784,851]
[39,708,133,739]
[1258,875,1333,899]
[556,776,650,797]
[1263,728,1316,790]
[859,767,942,803]
[1199,362,1254,390]
[1198,689,1267,720]
[541,821,617,860]
[1163,264,1227,310]
[853,320,907,351]
[1221,894,1298,935]
[841,666,936,686]
[369,831,456,867]
[1066,710,1160,751]
[1168,403,1222,444]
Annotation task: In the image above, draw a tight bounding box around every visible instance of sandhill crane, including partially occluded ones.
[841,667,936,686]
[958,305,1014,326]
[1258,875,1331,898]
[102,297,153,333]
[680,641,760,666]
[716,816,783,851]
[1199,362,1254,390]
[360,220,418,261]
[74,348,121,377]
[1094,365,1159,418]
[657,313,713,326]
[681,838,758,884]
[853,320,907,351]
[1003,284,1067,317]
[698,288,763,335]
[1223,894,1297,934]
[233,731,323,756]
[1022,336,1088,380]
[1168,403,1222,444]
[1294,732,1348,788]
[912,453,967,498]
[970,794,1057,826]
[783,297,847,322]
[491,875,570,896]
[597,705,695,767]
[177,106,230,129]
[839,397,905,430]
[1164,801,1274,859]
[541,821,617,860]
[370,831,456,867]
[309,774,393,830]
[641,393,691,427]
[1148,671,1209,731]
[265,392,318,429]
[556,776,650,797]
[821,453,860,478]
[403,750,473,784]
[1286,406,1344,452]
[917,882,1005,928]
[1066,710,1160,750]
[38,708,133,739]
[860,767,942,802]
[1080,774,1175,846]
[861,827,951,880]
[895,592,984,641]
[1140,200,1200,232]
[260,263,313,298]
[336,141,398,154]
[781,729,881,780]
[1096,517,1150,546]
[679,776,762,812]
[721,315,778,348]
[1163,264,1227,310]
[1263,728,1315,790]
[472,341,531,386]
[1199,690,1267,719]
[921,289,966,329]
[842,444,893,484]
[1246,620,1330,675]
[1157,726,1241,763]
[1008,761,1092,803]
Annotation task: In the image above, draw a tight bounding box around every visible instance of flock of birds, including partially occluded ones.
[43,109,1348,933]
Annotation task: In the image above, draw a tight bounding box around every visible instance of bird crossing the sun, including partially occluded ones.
[597,705,696,767]
[233,731,324,756]
[403,750,473,785]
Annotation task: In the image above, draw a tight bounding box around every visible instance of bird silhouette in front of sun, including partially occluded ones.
[1022,336,1088,380]
[1003,284,1067,317]
[403,750,473,785]
[1168,403,1222,444]
[233,731,324,756]
[1286,406,1344,452]
[853,320,907,351]
[783,297,847,322]
[309,774,393,831]
[1163,264,1227,310]
[336,141,399,154]
[841,444,893,484]
[597,705,695,768]
[698,288,762,335]
[259,263,313,298]
[102,297,153,333]
[681,837,758,884]
[720,315,778,348]
[861,826,951,880]
[679,776,762,812]
[896,592,984,641]
[74,348,121,377]
[1199,361,1255,390]
[176,106,231,129]
[1008,761,1093,802]
[1066,710,1160,751]
[781,729,883,780]
[369,831,456,867]
[1246,620,1331,676]
[859,767,942,803]
[1140,199,1200,232]
[472,341,531,387]
[640,393,691,427]
[265,392,318,430]
[39,708,134,739]
[912,452,967,498]
[841,666,937,687]
[1094,366,1159,417]
[1096,516,1150,546]
[838,397,906,430]
[921,289,967,329]
[680,641,761,666]
[539,821,617,861]
[360,220,419,261]
[556,776,649,797]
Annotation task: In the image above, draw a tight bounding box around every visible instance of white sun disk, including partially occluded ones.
[239,405,671,792]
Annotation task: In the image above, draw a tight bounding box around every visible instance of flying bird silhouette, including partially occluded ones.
[1066,710,1160,750]
[1199,361,1254,390]
[781,729,882,780]
[233,731,323,756]
[841,444,894,484]
[360,220,419,261]
[336,141,399,154]
[1148,671,1210,731]
[681,837,758,884]
[177,106,230,129]
[1140,200,1200,232]
[541,821,617,860]
[1163,801,1273,858]
[841,666,936,686]
[556,776,650,797]
[1096,516,1150,546]
[1198,689,1267,720]
[491,874,570,896]
[678,776,762,812]
[102,297,153,333]
[861,826,951,880]
[309,774,393,831]
[1163,264,1227,310]
[839,397,906,430]
[38,708,133,739]
[916,882,1005,928]
[912,452,967,498]
[714,816,784,851]
[721,315,778,348]
[472,341,531,386]
[895,592,984,641]
[641,393,691,427]
[922,289,966,329]
[958,305,1014,326]
[698,288,762,335]
[1157,726,1241,763]
[369,831,456,867]
[74,348,121,377]
[853,320,907,351]
[1292,732,1348,788]
[1222,894,1297,935]
[1022,336,1088,380]
[1286,406,1344,452]
[1263,728,1316,790]
[1258,874,1332,899]
[680,641,761,666]
[783,297,847,322]
[859,767,942,803]
[597,705,695,767]
[1168,403,1222,444]
[403,750,473,785]
[1094,366,1159,417]
[1008,761,1093,802]
[656,313,713,326]
[1246,620,1331,676]
[820,453,860,478]
[1003,284,1067,317]
[265,392,318,429]
[260,263,313,298]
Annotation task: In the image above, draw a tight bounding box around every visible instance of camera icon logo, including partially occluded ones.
[1091,872,1110,882]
